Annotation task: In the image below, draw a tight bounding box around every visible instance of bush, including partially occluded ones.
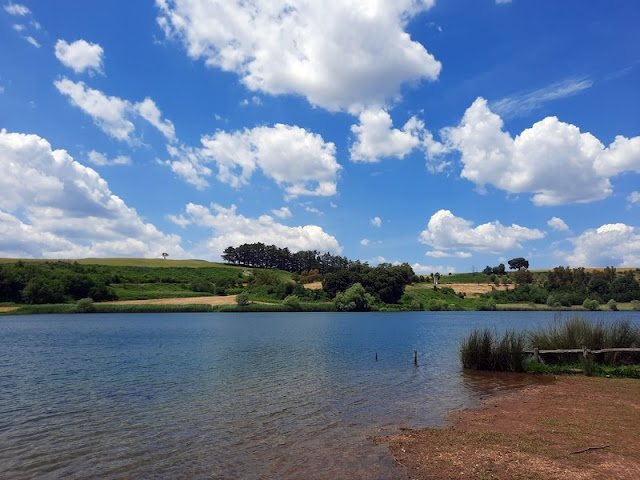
[283,294,301,311]
[582,298,599,311]
[334,283,376,312]
[76,297,96,313]
[236,292,250,306]
[607,299,618,311]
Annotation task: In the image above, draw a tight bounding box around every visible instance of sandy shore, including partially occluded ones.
[382,375,640,479]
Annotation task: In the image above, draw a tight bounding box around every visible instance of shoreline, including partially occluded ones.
[381,375,640,479]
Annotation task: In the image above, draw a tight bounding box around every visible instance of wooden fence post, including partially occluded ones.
[534,347,540,363]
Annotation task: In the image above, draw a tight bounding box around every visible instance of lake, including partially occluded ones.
[1,311,638,479]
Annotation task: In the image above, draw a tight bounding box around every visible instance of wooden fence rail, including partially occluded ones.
[523,347,640,363]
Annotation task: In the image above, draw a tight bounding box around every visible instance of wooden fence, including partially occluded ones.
[524,347,640,363]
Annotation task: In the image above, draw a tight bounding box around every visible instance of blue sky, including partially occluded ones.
[1,0,639,273]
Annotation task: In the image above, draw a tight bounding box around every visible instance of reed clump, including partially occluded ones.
[460,328,526,372]
[460,315,640,374]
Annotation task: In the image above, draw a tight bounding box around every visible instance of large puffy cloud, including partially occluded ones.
[167,124,340,197]
[349,107,448,166]
[567,223,640,268]
[419,209,544,254]
[442,97,640,205]
[350,108,421,162]
[0,130,183,258]
[156,0,441,112]
[54,78,176,143]
[172,203,342,258]
[55,39,104,75]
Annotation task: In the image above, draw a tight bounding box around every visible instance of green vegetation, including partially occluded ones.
[460,316,640,377]
[333,283,376,311]
[0,254,638,314]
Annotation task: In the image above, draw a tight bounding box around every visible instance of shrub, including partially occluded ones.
[607,299,618,311]
[334,283,376,312]
[76,297,96,313]
[283,294,301,311]
[236,292,250,306]
[582,298,599,311]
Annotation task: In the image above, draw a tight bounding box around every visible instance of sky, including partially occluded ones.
[1,0,639,274]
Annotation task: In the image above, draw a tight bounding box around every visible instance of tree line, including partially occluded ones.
[486,266,640,306]
[0,261,116,304]
[222,243,353,273]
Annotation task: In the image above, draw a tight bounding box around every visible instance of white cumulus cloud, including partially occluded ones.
[350,108,422,162]
[175,203,342,259]
[157,0,441,112]
[419,209,545,254]
[547,217,569,232]
[442,97,640,205]
[271,206,292,219]
[0,129,183,258]
[55,39,104,75]
[411,263,456,275]
[167,124,340,198]
[628,191,640,205]
[567,223,640,267]
[88,150,131,166]
[371,216,382,227]
[54,78,176,143]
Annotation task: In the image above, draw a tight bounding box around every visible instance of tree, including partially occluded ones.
[508,257,529,270]
[161,252,169,260]
[333,283,376,312]
[236,292,250,306]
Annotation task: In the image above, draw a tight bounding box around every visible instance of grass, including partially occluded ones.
[110,283,215,300]
[0,257,227,268]
[403,284,479,310]
[460,315,640,377]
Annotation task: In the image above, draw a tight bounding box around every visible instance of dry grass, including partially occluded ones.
[100,295,238,306]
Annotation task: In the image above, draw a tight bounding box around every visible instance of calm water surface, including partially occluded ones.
[1,311,637,479]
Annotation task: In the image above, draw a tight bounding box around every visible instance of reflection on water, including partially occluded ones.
[461,370,555,400]
[1,311,636,479]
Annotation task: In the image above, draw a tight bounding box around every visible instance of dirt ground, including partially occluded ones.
[441,283,509,296]
[0,306,18,312]
[101,295,238,306]
[381,375,640,479]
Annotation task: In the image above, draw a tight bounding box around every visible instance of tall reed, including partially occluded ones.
[460,328,525,372]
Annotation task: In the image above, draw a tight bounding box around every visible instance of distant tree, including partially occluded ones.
[493,263,506,275]
[582,298,599,311]
[333,283,376,312]
[161,252,169,260]
[508,257,529,270]
[236,292,250,306]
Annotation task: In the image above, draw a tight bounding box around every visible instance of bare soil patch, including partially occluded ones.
[0,306,18,312]
[101,295,238,306]
[442,283,509,296]
[302,281,323,290]
[381,376,640,479]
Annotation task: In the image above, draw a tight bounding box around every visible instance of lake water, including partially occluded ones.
[1,311,638,479]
